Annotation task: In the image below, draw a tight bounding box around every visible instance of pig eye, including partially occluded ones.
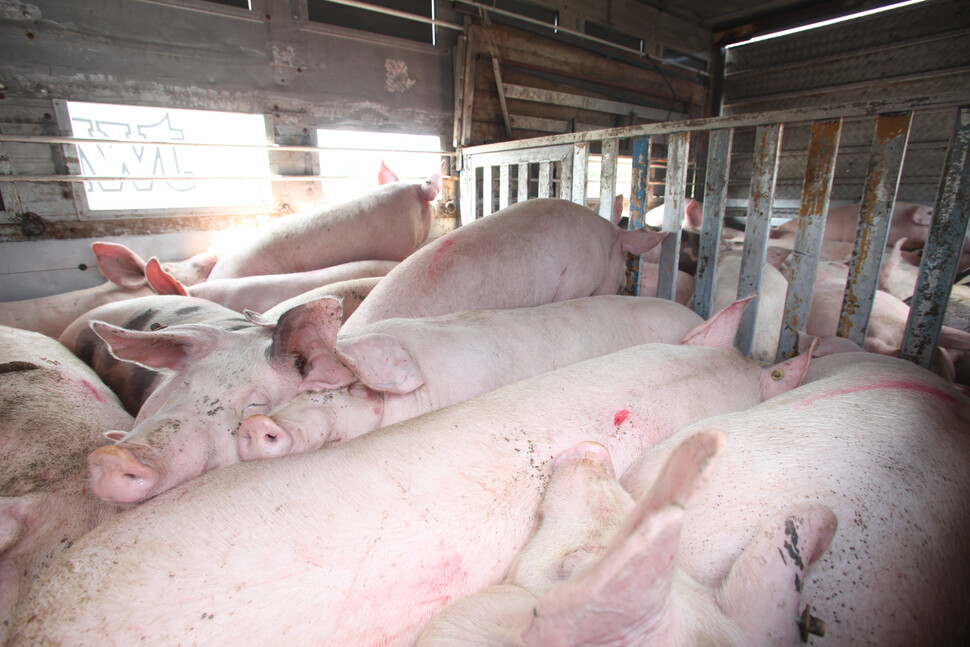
[293,355,307,377]
[242,402,268,417]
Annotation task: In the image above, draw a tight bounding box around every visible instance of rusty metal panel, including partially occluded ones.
[693,128,733,319]
[538,162,552,198]
[902,105,970,367]
[737,123,783,357]
[839,112,913,346]
[517,162,528,202]
[482,164,493,217]
[776,118,843,361]
[628,136,651,296]
[571,143,588,206]
[460,157,477,225]
[657,132,691,301]
[598,138,619,221]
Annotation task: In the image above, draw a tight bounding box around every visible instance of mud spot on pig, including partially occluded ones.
[0,360,40,374]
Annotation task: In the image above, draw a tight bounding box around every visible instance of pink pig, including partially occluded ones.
[341,198,668,333]
[10,327,813,646]
[207,163,440,280]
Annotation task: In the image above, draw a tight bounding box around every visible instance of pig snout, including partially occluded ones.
[88,445,161,504]
[238,414,294,461]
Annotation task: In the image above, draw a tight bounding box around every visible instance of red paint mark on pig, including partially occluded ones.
[613,409,630,426]
[428,238,455,279]
[82,379,105,403]
[796,379,959,409]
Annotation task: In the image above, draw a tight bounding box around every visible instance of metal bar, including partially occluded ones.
[693,128,733,319]
[3,174,366,183]
[571,143,589,206]
[657,132,690,301]
[481,164,494,217]
[736,123,783,357]
[459,159,477,225]
[499,164,510,209]
[517,162,529,202]
[598,138,619,221]
[0,134,454,155]
[453,0,709,77]
[839,112,913,346]
[776,118,843,361]
[628,136,650,296]
[901,105,970,367]
[538,162,552,198]
[459,94,970,157]
[454,145,573,167]
[559,150,573,200]
[320,0,464,31]
[492,59,514,139]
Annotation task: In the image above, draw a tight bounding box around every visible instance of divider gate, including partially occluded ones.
[458,98,970,371]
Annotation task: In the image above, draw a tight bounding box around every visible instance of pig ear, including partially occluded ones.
[420,169,443,202]
[905,204,934,227]
[91,242,148,291]
[617,229,668,256]
[765,246,793,269]
[0,496,29,555]
[523,431,723,645]
[378,160,399,185]
[717,504,837,643]
[608,194,624,225]
[144,257,188,296]
[272,298,356,391]
[760,342,815,401]
[685,198,704,230]
[334,333,426,394]
[91,320,226,370]
[682,294,756,349]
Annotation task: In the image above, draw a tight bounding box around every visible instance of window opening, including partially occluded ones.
[64,101,272,211]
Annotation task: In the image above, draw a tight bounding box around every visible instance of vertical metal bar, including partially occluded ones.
[499,163,510,209]
[459,154,477,225]
[517,162,529,202]
[538,161,552,198]
[839,112,913,346]
[736,123,783,357]
[901,105,970,367]
[482,164,493,217]
[628,136,651,296]
[692,128,733,319]
[598,138,619,221]
[657,132,690,301]
[571,142,588,206]
[776,118,843,361]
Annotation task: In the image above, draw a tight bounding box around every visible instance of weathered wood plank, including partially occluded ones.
[504,84,690,122]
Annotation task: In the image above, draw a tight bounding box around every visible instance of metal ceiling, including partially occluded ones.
[630,0,911,44]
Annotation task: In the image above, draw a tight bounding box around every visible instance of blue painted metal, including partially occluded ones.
[692,128,733,319]
[776,118,842,361]
[901,105,970,367]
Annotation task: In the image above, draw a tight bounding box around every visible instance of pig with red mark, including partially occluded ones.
[341,198,668,333]
[416,434,831,647]
[9,320,814,645]
[207,163,440,280]
[612,352,970,645]
[237,295,746,461]
[80,198,667,504]
[0,241,216,339]
[0,326,132,644]
[144,257,396,314]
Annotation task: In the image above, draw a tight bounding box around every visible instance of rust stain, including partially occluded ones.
[876,112,911,140]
